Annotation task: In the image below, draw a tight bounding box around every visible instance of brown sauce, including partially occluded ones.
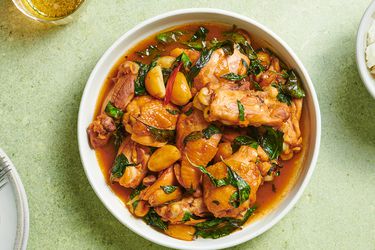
[93,23,310,224]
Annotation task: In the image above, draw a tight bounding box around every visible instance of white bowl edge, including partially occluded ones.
[77,8,321,250]
[356,1,375,99]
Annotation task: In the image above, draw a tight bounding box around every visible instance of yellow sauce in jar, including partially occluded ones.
[22,0,84,19]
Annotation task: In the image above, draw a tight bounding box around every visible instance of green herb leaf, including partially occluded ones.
[183,131,203,145]
[272,71,305,105]
[132,200,140,210]
[231,135,259,152]
[105,102,124,119]
[194,207,256,239]
[143,208,168,230]
[184,107,194,116]
[219,40,235,56]
[182,211,192,222]
[183,124,221,145]
[166,109,180,115]
[130,183,147,200]
[136,45,159,58]
[249,59,265,75]
[284,70,305,98]
[188,49,214,82]
[160,185,177,194]
[146,125,175,143]
[110,154,138,181]
[202,124,221,139]
[190,26,209,42]
[229,191,239,208]
[183,41,204,50]
[222,160,250,205]
[252,81,263,91]
[113,122,126,150]
[174,52,192,70]
[156,30,184,43]
[260,126,284,160]
[221,72,246,81]
[134,62,149,96]
[237,100,245,122]
[187,157,228,187]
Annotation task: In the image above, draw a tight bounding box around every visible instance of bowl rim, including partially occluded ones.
[356,0,375,99]
[77,8,321,249]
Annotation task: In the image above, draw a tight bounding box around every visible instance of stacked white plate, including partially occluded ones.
[0,149,29,250]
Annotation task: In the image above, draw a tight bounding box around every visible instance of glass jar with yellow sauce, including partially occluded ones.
[12,0,86,25]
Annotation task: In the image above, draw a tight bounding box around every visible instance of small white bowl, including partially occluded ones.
[357,0,375,99]
[78,8,321,250]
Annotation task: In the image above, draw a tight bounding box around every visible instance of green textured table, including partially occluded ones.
[1,0,374,249]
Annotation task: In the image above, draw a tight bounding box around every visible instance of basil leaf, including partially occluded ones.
[110,154,138,181]
[183,131,203,145]
[252,81,263,91]
[194,207,256,239]
[183,124,221,145]
[146,125,175,143]
[218,40,235,56]
[113,122,126,150]
[237,100,245,122]
[229,191,239,208]
[249,59,265,75]
[134,62,149,96]
[260,126,284,160]
[231,135,259,152]
[156,30,184,43]
[160,185,177,194]
[202,124,221,139]
[188,49,214,82]
[184,107,194,116]
[105,102,124,119]
[136,45,159,58]
[221,159,250,206]
[132,200,140,210]
[130,183,147,200]
[230,167,250,204]
[190,162,228,187]
[221,72,246,81]
[183,41,204,50]
[174,52,192,70]
[190,26,208,42]
[143,208,167,230]
[166,109,180,115]
[284,70,305,98]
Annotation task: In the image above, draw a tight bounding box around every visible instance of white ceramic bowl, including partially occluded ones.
[78,8,321,250]
[357,0,375,99]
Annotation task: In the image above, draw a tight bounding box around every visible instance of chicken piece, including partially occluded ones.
[140,167,182,206]
[104,61,139,111]
[204,85,290,127]
[176,103,209,150]
[154,196,208,224]
[122,96,178,147]
[193,48,249,93]
[87,114,116,149]
[175,107,222,190]
[254,57,284,88]
[115,136,150,188]
[203,146,262,218]
[280,98,303,160]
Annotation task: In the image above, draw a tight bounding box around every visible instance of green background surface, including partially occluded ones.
[0,0,374,249]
